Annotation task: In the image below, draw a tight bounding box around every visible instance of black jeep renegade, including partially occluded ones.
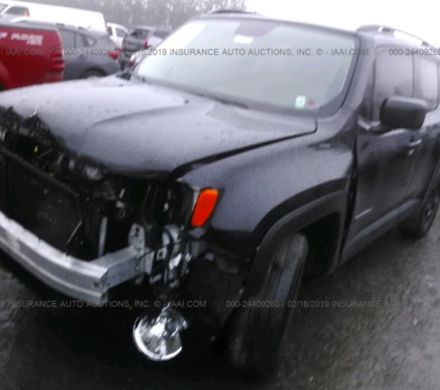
[0,13,439,376]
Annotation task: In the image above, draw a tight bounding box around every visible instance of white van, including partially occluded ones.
[0,0,106,32]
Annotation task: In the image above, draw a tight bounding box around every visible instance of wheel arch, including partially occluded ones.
[80,68,107,78]
[243,190,347,299]
[423,158,440,204]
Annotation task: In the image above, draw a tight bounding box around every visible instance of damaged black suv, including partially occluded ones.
[0,13,440,376]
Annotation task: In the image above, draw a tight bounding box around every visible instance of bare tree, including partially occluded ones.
[23,0,248,29]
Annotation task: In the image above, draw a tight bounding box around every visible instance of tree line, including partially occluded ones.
[24,0,248,29]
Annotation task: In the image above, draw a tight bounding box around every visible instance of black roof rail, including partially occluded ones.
[357,25,431,47]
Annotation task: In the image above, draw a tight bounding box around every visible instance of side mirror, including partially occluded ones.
[380,96,428,131]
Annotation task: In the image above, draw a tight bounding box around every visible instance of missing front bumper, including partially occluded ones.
[0,209,149,305]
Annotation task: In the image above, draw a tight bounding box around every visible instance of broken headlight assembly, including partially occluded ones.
[0,108,224,361]
[130,183,220,361]
[131,183,220,293]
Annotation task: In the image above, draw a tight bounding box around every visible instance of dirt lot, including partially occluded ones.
[0,217,439,390]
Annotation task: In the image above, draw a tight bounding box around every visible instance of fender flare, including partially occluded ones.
[424,157,440,204]
[243,189,348,299]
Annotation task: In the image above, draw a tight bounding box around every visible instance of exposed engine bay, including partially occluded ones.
[0,109,194,274]
[0,108,239,361]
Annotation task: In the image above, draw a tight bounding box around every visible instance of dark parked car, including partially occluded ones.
[0,14,440,377]
[57,24,120,79]
[119,25,169,69]
[125,30,171,71]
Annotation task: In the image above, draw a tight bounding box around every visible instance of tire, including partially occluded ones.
[227,233,308,378]
[82,70,105,79]
[399,187,440,239]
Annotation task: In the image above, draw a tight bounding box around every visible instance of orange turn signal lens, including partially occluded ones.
[191,189,219,228]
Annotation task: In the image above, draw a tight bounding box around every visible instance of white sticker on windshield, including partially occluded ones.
[295,96,307,109]
[234,35,254,45]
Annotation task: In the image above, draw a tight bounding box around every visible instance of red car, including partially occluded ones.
[0,21,64,90]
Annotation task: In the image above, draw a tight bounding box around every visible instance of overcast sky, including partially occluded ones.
[249,0,440,46]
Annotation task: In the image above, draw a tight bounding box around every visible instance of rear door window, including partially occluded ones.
[95,35,115,49]
[5,6,29,16]
[372,49,414,120]
[60,30,75,49]
[116,28,126,38]
[131,29,149,39]
[414,56,439,110]
[76,34,96,48]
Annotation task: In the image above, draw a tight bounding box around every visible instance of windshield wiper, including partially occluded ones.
[190,91,249,110]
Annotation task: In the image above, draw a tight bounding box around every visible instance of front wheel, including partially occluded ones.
[227,233,308,377]
[399,187,440,239]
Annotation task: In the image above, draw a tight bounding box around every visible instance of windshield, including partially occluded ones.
[136,18,357,114]
[0,4,8,13]
[130,28,150,39]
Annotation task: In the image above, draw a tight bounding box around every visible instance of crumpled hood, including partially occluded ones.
[0,76,317,176]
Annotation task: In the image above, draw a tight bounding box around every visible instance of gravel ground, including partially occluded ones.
[0,217,439,390]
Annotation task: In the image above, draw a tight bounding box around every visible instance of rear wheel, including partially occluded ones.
[227,233,308,377]
[82,70,105,79]
[399,187,440,239]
